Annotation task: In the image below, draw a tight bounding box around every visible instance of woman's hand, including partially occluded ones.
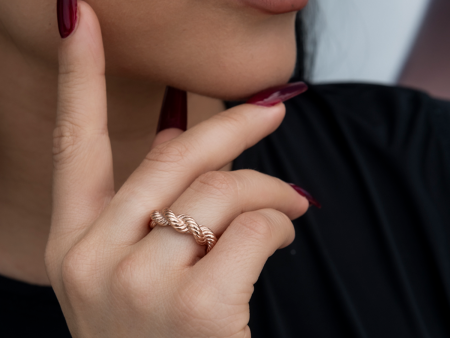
[45,2,309,337]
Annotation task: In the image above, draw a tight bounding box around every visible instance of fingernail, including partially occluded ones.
[288,183,322,209]
[157,86,188,133]
[246,82,308,107]
[57,0,78,39]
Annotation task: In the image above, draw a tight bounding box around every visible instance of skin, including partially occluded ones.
[0,0,308,336]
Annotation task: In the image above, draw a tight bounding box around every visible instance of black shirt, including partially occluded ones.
[2,83,450,337]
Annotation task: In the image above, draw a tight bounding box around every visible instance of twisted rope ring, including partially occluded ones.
[149,208,217,254]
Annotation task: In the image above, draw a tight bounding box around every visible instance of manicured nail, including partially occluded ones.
[246,82,308,107]
[157,86,188,133]
[57,0,78,39]
[288,183,322,209]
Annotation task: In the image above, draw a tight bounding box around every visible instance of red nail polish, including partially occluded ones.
[288,183,322,209]
[57,0,78,39]
[246,82,308,107]
[157,87,188,133]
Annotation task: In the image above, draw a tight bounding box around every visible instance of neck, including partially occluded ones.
[0,36,226,285]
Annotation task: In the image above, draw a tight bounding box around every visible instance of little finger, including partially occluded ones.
[194,209,295,296]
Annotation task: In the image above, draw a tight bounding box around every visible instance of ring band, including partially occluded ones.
[149,207,217,254]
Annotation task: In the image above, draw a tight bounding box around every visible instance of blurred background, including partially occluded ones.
[304,0,450,100]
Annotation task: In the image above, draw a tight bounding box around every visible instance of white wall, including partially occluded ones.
[306,0,430,84]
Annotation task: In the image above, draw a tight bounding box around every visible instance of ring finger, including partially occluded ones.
[138,169,309,266]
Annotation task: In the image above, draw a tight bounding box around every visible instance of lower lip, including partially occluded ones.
[239,0,308,14]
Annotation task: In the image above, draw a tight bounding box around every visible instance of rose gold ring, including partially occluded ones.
[149,207,217,254]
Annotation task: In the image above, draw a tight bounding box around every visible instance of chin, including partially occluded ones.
[110,33,297,101]
[168,51,298,101]
[177,41,298,101]
[102,7,298,101]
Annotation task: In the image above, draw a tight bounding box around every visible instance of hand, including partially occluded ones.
[45,2,309,337]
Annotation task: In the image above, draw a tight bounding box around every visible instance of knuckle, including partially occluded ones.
[191,171,239,198]
[52,120,83,164]
[52,119,107,168]
[113,255,142,294]
[146,140,191,167]
[60,244,101,298]
[44,244,61,284]
[112,254,157,311]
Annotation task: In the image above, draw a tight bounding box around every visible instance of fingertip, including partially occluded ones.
[273,211,296,249]
[252,101,286,119]
[285,222,296,248]
[247,101,286,132]
[235,101,285,128]
[58,1,105,74]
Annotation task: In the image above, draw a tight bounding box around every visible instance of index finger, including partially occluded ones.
[52,1,114,237]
